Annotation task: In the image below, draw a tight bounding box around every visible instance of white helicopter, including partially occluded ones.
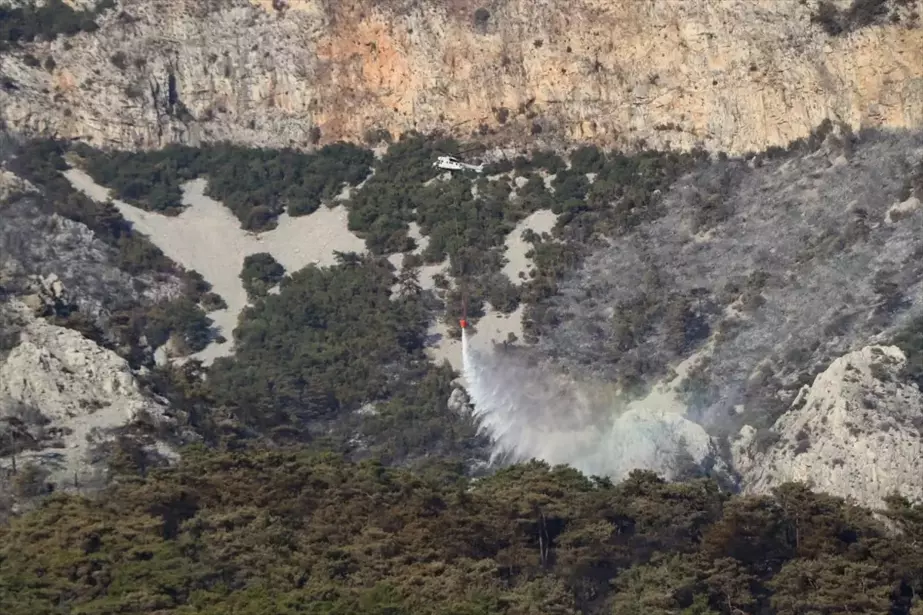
[433,155,485,173]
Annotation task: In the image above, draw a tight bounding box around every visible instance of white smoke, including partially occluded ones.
[461,330,718,481]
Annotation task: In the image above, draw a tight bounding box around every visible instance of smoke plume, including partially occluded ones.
[461,330,717,481]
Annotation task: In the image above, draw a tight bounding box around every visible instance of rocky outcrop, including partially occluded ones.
[0,167,36,203]
[1,0,922,153]
[0,191,181,336]
[17,273,70,315]
[0,301,176,491]
[733,345,923,510]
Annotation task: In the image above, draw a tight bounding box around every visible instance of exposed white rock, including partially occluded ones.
[64,169,366,365]
[0,167,36,202]
[447,386,471,415]
[0,301,174,490]
[501,209,558,284]
[733,345,923,510]
[886,196,921,224]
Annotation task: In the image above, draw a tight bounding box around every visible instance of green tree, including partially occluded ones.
[768,557,893,614]
[240,252,286,298]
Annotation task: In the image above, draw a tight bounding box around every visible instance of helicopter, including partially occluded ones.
[433,155,485,173]
[432,144,489,173]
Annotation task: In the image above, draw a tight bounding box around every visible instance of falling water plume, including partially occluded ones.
[461,329,719,481]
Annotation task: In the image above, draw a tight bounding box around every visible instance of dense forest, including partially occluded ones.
[204,252,484,464]
[3,448,923,614]
[75,131,709,335]
[75,142,374,230]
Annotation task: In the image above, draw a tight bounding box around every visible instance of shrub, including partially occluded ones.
[363,127,393,145]
[143,298,214,353]
[308,126,322,144]
[240,253,285,298]
[110,51,128,70]
[812,1,844,35]
[201,292,228,312]
[811,0,895,35]
[12,463,52,497]
[473,7,490,27]
[568,145,606,174]
[754,428,782,454]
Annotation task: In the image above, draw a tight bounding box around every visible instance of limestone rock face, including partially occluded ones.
[0,302,174,489]
[1,0,922,153]
[733,345,923,510]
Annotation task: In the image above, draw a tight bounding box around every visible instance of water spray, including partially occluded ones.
[459,323,719,481]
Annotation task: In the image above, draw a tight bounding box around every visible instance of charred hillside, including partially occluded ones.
[531,127,923,442]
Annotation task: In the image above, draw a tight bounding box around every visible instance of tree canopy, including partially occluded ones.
[76,141,374,231]
[240,252,285,299]
[2,449,923,615]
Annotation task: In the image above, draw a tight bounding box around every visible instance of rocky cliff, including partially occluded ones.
[1,0,922,153]
[0,300,176,493]
[734,345,923,510]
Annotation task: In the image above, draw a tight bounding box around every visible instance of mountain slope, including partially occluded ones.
[1,0,921,152]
